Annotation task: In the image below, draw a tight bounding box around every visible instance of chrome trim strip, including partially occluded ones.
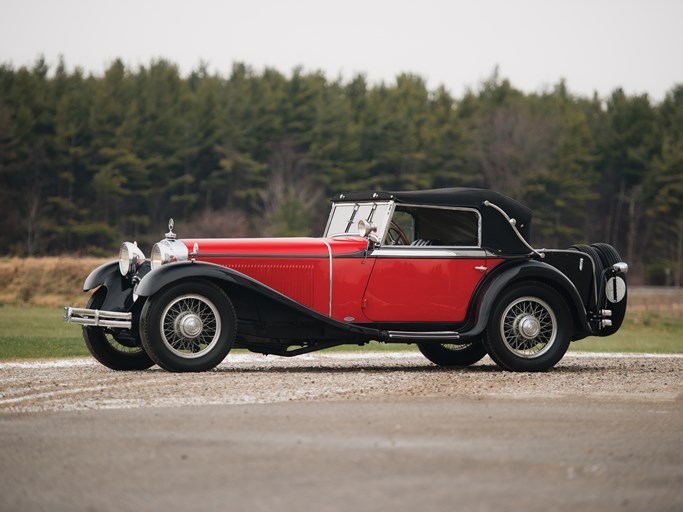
[320,239,333,316]
[64,307,132,329]
[371,248,490,258]
[387,330,460,340]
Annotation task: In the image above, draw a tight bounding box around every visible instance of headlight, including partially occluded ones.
[118,242,146,276]
[150,239,189,271]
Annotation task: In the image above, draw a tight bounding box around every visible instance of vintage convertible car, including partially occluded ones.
[64,188,628,372]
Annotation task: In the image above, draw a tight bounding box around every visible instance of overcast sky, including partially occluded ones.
[1,0,681,101]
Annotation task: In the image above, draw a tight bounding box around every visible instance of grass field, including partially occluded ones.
[0,305,680,360]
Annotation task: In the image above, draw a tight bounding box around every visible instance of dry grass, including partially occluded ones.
[0,257,109,308]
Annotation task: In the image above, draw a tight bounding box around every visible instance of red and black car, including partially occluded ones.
[65,188,628,372]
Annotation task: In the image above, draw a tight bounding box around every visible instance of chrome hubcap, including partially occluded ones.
[518,315,541,339]
[176,313,203,339]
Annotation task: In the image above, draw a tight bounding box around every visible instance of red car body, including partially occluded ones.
[65,188,628,373]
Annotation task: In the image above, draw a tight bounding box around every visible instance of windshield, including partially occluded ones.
[324,201,393,238]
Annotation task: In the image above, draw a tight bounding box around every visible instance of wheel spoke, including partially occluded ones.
[159,294,222,359]
[499,296,557,359]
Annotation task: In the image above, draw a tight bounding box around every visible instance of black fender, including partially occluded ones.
[135,261,382,342]
[82,260,140,313]
[83,261,120,291]
[463,259,592,340]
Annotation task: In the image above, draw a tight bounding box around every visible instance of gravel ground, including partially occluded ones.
[1,352,681,414]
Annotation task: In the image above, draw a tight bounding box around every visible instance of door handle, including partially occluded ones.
[475,265,488,272]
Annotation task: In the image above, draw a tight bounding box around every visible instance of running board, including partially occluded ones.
[387,330,460,340]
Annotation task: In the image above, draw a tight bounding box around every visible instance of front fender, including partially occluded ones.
[135,261,382,341]
[135,261,253,297]
[83,261,119,291]
[465,260,592,339]
[82,260,136,312]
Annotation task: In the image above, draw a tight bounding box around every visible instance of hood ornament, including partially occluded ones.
[165,218,176,240]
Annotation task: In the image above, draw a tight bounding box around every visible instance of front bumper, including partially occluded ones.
[64,307,132,329]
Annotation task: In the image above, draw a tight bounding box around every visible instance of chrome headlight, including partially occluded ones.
[118,242,146,276]
[150,239,189,271]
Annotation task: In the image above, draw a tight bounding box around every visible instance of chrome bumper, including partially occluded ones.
[64,307,132,329]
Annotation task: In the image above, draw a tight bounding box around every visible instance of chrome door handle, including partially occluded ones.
[475,265,488,272]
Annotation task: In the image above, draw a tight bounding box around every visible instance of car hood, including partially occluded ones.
[180,236,369,258]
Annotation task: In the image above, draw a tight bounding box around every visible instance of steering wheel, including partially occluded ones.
[386,221,410,245]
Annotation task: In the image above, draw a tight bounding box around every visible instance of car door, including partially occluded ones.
[361,206,489,323]
[361,247,488,322]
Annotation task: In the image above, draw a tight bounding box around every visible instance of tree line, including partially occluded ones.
[0,57,681,285]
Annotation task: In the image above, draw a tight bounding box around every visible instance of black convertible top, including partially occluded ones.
[331,188,533,254]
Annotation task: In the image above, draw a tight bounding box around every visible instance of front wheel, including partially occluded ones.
[483,282,571,372]
[140,280,236,372]
[418,341,487,367]
[83,288,155,371]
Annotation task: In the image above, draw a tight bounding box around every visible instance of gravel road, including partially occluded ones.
[1,352,681,512]
[0,352,681,413]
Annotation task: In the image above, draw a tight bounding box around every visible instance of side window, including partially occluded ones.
[412,208,480,247]
[388,210,415,244]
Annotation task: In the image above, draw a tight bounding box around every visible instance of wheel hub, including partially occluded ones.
[176,312,203,339]
[517,315,541,339]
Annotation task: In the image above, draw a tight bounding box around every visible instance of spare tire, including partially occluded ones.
[591,243,627,336]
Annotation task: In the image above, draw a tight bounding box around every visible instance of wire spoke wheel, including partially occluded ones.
[141,280,236,372]
[500,297,557,358]
[484,282,571,372]
[82,287,155,371]
[160,294,221,359]
[417,339,487,367]
[104,332,146,354]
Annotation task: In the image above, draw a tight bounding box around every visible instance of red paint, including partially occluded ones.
[179,235,501,323]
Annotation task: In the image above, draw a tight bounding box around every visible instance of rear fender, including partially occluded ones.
[466,260,592,339]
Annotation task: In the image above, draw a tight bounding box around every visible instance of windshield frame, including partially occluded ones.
[324,201,395,241]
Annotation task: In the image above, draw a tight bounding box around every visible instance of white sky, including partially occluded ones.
[1,0,681,101]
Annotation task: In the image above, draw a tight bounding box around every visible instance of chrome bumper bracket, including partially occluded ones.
[64,307,132,329]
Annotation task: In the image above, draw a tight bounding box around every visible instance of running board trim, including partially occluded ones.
[387,330,460,340]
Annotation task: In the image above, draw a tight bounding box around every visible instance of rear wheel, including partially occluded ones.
[82,288,155,371]
[140,280,236,372]
[418,341,487,367]
[483,282,571,372]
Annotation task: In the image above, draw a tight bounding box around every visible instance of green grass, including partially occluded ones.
[0,306,91,359]
[0,306,681,360]
[568,315,683,354]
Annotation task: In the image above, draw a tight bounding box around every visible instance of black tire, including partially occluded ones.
[483,282,572,372]
[591,243,622,268]
[82,288,155,371]
[140,280,236,372]
[418,341,487,367]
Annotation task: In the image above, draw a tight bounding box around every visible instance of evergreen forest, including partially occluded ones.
[1,57,682,285]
